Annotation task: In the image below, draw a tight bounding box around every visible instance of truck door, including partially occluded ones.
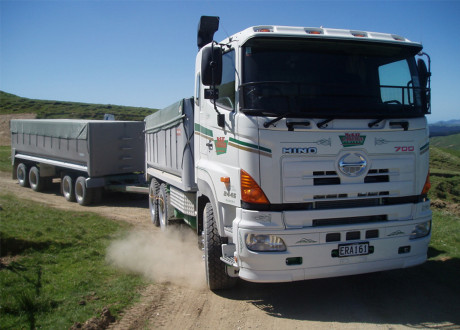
[199,50,236,158]
[197,49,239,206]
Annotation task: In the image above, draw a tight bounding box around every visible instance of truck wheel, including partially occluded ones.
[75,176,93,206]
[29,166,45,192]
[61,175,76,202]
[149,178,160,226]
[204,202,237,290]
[158,183,170,231]
[17,163,29,187]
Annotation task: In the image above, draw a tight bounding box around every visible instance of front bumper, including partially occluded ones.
[232,207,431,283]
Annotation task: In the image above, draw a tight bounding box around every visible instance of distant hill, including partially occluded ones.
[429,119,460,137]
[0,91,157,121]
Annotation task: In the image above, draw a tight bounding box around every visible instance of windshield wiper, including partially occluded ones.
[368,118,384,128]
[317,118,334,129]
[263,112,294,128]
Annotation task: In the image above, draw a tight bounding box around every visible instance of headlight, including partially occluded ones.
[410,220,431,240]
[245,234,287,252]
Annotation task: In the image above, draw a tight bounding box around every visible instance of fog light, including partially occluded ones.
[245,234,286,252]
[398,246,411,254]
[410,220,431,240]
[286,257,302,266]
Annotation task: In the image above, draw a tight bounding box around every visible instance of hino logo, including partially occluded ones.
[338,152,368,177]
[283,147,317,154]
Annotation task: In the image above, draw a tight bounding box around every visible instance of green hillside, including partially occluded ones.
[430,133,460,153]
[429,143,460,204]
[0,91,157,121]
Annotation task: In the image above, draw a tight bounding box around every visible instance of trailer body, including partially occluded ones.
[11,119,145,204]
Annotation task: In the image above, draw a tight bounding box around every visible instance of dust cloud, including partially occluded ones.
[106,227,206,289]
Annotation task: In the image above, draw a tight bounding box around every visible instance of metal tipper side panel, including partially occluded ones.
[87,121,145,177]
[144,98,196,192]
[11,119,91,168]
[11,119,145,177]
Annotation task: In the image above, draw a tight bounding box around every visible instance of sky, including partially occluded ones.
[1,0,459,123]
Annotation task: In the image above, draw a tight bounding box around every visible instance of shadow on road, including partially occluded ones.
[217,254,460,328]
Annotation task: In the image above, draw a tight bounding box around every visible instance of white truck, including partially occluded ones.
[152,16,432,290]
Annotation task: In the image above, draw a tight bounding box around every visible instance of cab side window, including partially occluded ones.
[216,50,235,110]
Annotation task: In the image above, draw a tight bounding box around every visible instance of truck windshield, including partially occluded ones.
[240,38,424,118]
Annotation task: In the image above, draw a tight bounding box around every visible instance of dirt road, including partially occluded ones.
[1,172,459,329]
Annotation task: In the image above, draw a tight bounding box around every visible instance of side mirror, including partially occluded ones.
[417,57,431,114]
[197,16,219,49]
[201,46,222,86]
[417,58,429,88]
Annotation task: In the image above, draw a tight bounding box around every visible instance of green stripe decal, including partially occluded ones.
[194,123,213,138]
[420,142,429,151]
[194,124,272,155]
[229,137,271,154]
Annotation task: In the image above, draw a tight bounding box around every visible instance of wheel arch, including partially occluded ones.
[197,176,224,237]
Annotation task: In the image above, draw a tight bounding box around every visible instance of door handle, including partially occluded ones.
[206,141,213,150]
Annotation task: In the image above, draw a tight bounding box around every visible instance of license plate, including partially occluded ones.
[338,242,369,257]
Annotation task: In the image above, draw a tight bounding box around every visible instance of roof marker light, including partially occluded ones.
[351,31,367,38]
[305,28,323,35]
[254,26,273,33]
[392,34,405,41]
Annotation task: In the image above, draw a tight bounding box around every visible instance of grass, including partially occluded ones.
[0,91,157,121]
[429,147,460,204]
[430,133,460,151]
[0,194,146,329]
[0,146,11,172]
[430,210,460,259]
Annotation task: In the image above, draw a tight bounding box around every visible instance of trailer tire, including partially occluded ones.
[75,176,93,206]
[29,166,45,192]
[17,163,29,187]
[149,178,160,226]
[204,202,237,290]
[61,175,76,202]
[158,183,170,231]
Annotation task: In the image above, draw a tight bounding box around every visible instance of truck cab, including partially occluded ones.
[194,17,432,288]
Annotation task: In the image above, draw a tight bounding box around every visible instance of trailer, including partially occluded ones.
[11,119,146,205]
[146,16,433,290]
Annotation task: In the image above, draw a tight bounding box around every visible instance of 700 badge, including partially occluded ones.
[395,146,414,152]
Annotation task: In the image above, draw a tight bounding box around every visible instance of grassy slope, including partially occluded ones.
[0,194,145,329]
[0,91,157,121]
[430,133,460,151]
[429,146,460,204]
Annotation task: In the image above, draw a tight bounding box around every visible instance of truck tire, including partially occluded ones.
[158,183,169,231]
[61,175,76,202]
[75,176,93,206]
[149,178,160,226]
[29,166,45,192]
[204,202,237,290]
[17,163,29,187]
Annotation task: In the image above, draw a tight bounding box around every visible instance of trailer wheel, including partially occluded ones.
[17,163,29,187]
[61,175,76,202]
[158,183,170,231]
[75,176,93,206]
[29,166,45,192]
[149,178,160,226]
[204,202,237,290]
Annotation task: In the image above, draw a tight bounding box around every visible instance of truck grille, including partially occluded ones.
[312,169,390,186]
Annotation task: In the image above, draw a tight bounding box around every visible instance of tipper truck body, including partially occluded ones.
[146,16,432,290]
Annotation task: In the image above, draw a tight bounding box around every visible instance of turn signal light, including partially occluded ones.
[421,171,431,195]
[241,169,270,204]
